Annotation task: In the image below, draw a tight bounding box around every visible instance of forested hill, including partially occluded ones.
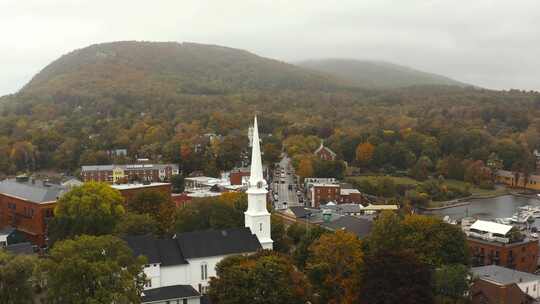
[297,59,468,89]
[1,40,539,177]
[22,41,346,96]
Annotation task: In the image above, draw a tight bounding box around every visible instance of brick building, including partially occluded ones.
[229,168,250,185]
[313,141,337,161]
[471,265,539,303]
[308,184,340,208]
[111,183,172,205]
[0,177,67,247]
[81,164,179,184]
[467,220,539,273]
[339,188,362,204]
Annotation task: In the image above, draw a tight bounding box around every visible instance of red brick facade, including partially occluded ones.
[469,238,539,273]
[0,194,55,247]
[471,279,533,304]
[230,169,250,185]
[310,185,340,208]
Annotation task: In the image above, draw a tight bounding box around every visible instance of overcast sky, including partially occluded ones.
[1,0,540,95]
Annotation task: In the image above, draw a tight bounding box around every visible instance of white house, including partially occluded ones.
[125,116,272,304]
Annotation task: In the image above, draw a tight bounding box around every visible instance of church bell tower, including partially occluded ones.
[245,116,273,250]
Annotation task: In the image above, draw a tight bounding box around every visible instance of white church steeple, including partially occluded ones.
[245,116,273,250]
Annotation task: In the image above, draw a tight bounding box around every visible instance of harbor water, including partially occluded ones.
[424,195,540,222]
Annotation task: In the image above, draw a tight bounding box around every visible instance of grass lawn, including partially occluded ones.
[347,175,420,186]
[443,179,508,197]
[348,175,509,199]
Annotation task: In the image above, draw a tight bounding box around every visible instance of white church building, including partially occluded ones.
[125,117,272,304]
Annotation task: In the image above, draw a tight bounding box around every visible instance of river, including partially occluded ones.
[423,195,540,221]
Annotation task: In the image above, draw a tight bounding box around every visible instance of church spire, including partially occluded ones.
[245,116,272,250]
[249,116,265,188]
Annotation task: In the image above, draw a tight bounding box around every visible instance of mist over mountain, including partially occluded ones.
[297,59,468,89]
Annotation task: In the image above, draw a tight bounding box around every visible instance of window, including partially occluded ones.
[183,299,188,304]
[259,223,263,232]
[145,280,152,288]
[201,263,208,280]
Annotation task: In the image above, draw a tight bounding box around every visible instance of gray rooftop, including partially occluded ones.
[321,215,373,238]
[472,265,540,285]
[0,179,67,203]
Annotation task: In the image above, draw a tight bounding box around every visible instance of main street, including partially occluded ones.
[272,155,302,210]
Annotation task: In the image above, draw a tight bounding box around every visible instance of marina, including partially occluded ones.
[424,194,540,229]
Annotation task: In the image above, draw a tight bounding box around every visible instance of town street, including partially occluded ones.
[272,156,301,210]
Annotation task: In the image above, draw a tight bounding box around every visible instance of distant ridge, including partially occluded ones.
[297,58,469,89]
[21,41,346,96]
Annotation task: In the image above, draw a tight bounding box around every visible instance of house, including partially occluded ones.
[471,265,540,304]
[0,177,67,247]
[141,285,201,304]
[487,153,504,171]
[495,170,540,191]
[467,220,539,273]
[321,215,373,239]
[124,227,262,300]
[314,141,337,161]
[81,163,179,184]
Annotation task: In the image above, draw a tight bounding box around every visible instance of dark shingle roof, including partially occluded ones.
[289,206,312,218]
[5,242,34,255]
[122,235,188,266]
[176,227,262,259]
[322,215,373,238]
[0,179,67,203]
[124,228,261,265]
[141,285,200,303]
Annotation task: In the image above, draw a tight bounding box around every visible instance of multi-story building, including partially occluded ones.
[308,183,341,208]
[471,265,540,304]
[467,220,539,273]
[339,188,362,204]
[0,177,67,247]
[81,163,179,184]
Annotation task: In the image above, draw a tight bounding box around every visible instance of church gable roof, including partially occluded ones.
[314,141,336,157]
[123,228,261,265]
[176,227,262,259]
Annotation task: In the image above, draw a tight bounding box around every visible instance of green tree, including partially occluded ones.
[127,190,175,234]
[43,235,146,304]
[170,174,185,193]
[115,212,159,236]
[293,226,329,269]
[306,230,363,304]
[0,250,38,304]
[175,193,247,233]
[48,182,125,243]
[360,250,433,304]
[434,264,472,304]
[209,251,310,304]
[271,215,290,253]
